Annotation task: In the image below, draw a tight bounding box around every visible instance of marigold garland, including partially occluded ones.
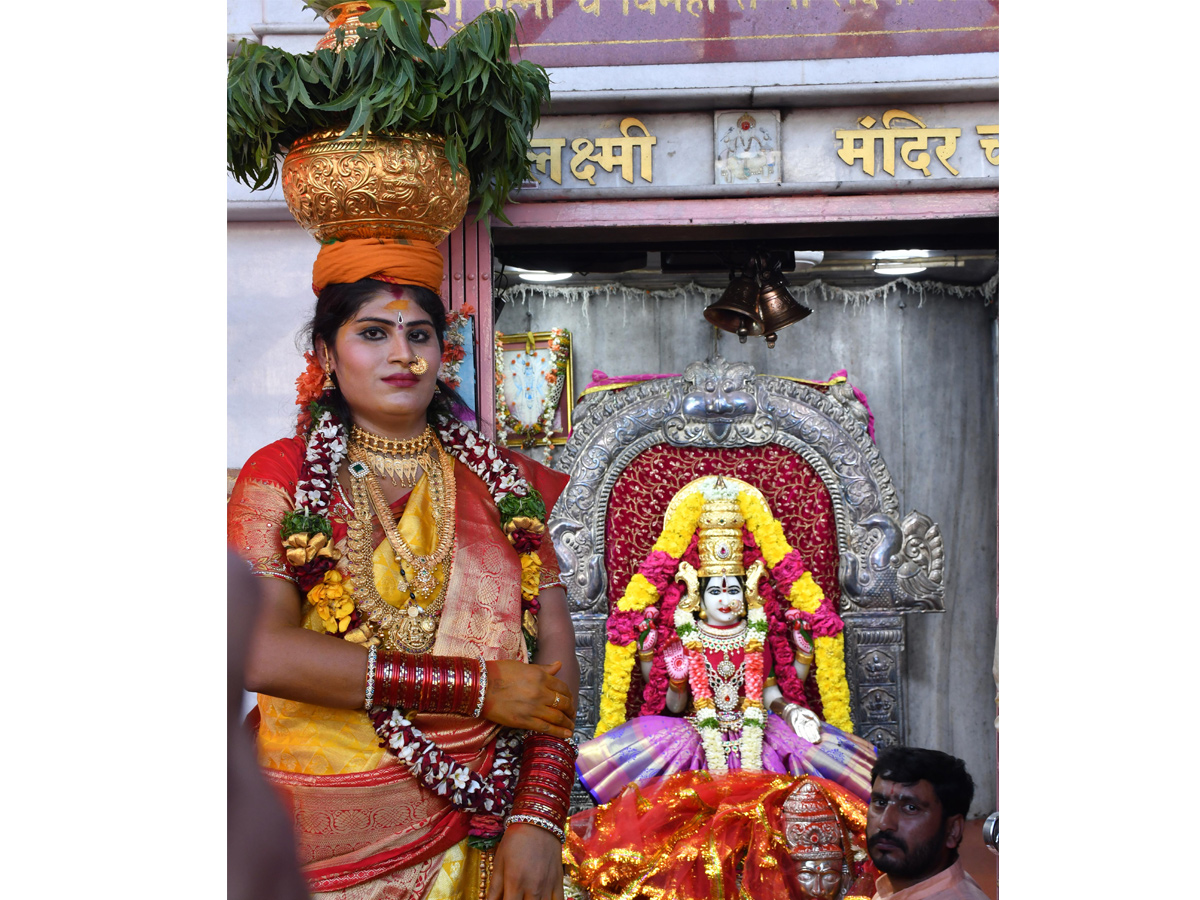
[737,491,854,732]
[595,493,705,736]
[308,570,355,634]
[616,493,704,613]
[596,486,855,737]
[596,641,637,736]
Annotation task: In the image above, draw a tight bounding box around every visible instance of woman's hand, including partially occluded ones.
[482,659,576,739]
[487,823,565,900]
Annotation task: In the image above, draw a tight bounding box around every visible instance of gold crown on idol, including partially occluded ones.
[696,477,746,578]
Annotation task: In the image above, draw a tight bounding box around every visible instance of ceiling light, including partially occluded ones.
[506,265,574,283]
[873,249,928,276]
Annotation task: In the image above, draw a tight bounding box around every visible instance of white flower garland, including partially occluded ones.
[294,411,348,516]
[673,578,769,775]
[372,709,522,813]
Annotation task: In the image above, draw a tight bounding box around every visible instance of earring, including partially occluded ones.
[699,608,707,621]
[322,349,335,392]
[409,358,429,375]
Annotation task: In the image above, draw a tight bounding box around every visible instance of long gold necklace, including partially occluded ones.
[351,424,435,487]
[345,434,457,653]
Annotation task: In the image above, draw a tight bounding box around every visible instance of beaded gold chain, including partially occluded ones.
[346,435,457,653]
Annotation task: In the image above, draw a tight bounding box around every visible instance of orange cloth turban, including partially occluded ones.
[311,237,446,295]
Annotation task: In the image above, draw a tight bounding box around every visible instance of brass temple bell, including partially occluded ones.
[756,257,812,348]
[703,272,764,341]
[703,253,813,348]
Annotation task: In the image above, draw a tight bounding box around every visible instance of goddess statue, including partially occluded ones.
[575,476,876,805]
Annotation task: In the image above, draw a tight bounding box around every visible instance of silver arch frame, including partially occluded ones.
[550,358,946,805]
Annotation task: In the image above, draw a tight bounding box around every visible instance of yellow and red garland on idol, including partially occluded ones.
[597,484,854,738]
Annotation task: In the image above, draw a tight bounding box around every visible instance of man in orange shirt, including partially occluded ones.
[866,747,988,900]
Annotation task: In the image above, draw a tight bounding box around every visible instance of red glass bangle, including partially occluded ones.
[367,653,483,717]
[389,652,403,708]
[510,733,578,839]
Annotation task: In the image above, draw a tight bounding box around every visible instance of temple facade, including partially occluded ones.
[227,0,999,817]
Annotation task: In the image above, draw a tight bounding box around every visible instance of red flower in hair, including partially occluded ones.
[295,351,327,408]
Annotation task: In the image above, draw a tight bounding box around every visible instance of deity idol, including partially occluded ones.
[576,476,876,805]
[781,778,879,900]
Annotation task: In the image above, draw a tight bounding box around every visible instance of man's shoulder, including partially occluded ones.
[872,862,990,900]
[936,865,990,900]
[953,870,991,900]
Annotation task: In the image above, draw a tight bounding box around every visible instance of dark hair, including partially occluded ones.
[301,279,470,427]
[870,746,975,818]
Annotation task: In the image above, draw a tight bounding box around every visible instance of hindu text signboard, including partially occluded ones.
[429,0,999,68]
[520,103,999,192]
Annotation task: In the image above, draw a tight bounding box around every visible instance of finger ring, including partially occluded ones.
[552,694,560,709]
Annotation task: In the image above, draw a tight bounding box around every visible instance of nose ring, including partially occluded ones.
[408,358,429,375]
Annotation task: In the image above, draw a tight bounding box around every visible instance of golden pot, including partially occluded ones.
[281,130,470,244]
[316,2,377,52]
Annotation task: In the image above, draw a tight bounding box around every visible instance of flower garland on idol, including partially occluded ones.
[671,566,769,775]
[738,491,853,731]
[595,478,854,745]
[283,352,549,843]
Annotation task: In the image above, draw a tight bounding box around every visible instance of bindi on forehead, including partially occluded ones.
[384,296,412,326]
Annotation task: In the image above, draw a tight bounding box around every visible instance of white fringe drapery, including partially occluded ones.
[498,274,998,318]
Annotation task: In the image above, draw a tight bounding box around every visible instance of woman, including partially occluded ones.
[229,244,579,900]
[576,478,875,805]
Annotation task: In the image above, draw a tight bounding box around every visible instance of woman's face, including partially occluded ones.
[702,576,744,627]
[321,288,442,436]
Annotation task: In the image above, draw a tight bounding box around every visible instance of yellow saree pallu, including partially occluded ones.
[232,439,537,898]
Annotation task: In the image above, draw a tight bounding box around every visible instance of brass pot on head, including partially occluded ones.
[704,273,764,343]
[758,262,812,349]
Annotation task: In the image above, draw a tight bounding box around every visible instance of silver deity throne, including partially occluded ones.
[549,358,946,808]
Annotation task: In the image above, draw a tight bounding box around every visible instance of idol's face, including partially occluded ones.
[866,778,958,885]
[321,289,442,436]
[702,576,744,626]
[792,859,843,900]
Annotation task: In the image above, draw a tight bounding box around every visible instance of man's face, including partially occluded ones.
[866,777,961,886]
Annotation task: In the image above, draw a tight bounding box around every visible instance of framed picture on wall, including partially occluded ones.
[494,329,573,460]
[441,307,478,426]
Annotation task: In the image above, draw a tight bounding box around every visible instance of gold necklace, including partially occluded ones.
[350,424,435,487]
[345,437,457,653]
